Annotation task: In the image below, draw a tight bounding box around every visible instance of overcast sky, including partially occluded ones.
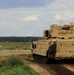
[0,0,74,36]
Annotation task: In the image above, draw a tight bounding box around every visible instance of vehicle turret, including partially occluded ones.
[44,23,74,39]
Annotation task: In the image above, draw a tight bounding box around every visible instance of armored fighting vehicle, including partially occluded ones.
[31,22,74,63]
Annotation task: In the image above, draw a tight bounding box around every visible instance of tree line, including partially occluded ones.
[0,37,42,42]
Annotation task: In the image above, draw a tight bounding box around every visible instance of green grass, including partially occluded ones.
[0,42,31,50]
[5,46,16,50]
[0,55,40,75]
[23,47,31,50]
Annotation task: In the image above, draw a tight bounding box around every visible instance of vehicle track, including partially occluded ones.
[48,64,74,75]
[26,59,74,75]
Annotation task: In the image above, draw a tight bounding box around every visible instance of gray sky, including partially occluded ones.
[0,0,74,36]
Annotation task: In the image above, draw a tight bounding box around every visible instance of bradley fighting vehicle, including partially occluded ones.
[31,23,74,63]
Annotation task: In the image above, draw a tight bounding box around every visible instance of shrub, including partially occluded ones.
[0,55,40,75]
[5,55,24,67]
[0,65,40,75]
[0,60,6,67]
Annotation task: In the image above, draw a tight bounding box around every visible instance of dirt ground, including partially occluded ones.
[0,50,31,56]
[24,57,74,75]
[63,64,74,72]
[29,63,51,75]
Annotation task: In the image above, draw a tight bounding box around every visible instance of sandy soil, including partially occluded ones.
[30,64,51,75]
[25,59,74,75]
[63,64,74,72]
[0,50,31,56]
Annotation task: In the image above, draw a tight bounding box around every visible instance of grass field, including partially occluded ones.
[0,55,40,75]
[0,42,31,50]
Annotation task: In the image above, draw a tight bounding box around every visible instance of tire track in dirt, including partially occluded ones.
[63,64,74,72]
[48,64,74,75]
[26,59,74,75]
